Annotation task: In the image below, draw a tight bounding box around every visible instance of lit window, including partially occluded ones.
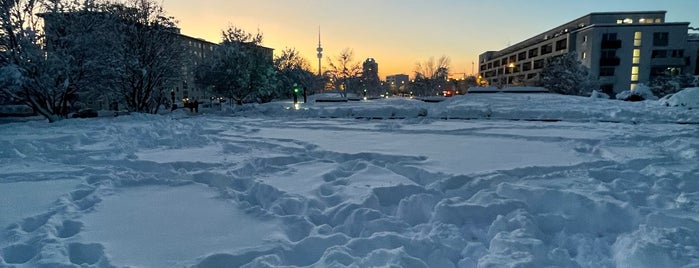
[639,18,646,23]
[630,83,638,91]
[617,19,623,24]
[623,18,633,24]
[633,49,641,64]
[655,18,662,23]
[582,52,587,59]
[631,66,639,82]
[634,32,642,46]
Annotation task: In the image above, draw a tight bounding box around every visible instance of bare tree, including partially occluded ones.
[412,56,450,96]
[326,48,361,97]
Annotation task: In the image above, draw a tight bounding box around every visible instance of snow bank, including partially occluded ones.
[660,87,699,109]
[231,93,699,124]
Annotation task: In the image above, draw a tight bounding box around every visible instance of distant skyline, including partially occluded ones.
[163,0,699,79]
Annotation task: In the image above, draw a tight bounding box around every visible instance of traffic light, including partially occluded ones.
[293,83,299,104]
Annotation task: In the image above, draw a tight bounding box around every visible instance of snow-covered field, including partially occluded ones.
[1,92,699,267]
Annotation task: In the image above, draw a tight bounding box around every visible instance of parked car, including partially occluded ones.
[72,108,98,118]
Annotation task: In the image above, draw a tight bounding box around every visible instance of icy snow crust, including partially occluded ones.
[1,93,699,267]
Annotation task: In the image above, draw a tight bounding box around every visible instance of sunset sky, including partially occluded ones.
[163,0,699,79]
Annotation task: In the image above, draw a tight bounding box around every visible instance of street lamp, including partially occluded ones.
[506,62,515,85]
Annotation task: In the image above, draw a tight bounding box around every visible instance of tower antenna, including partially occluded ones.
[316,26,323,77]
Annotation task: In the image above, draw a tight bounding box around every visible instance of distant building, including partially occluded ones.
[479,11,698,94]
[385,74,410,95]
[177,35,217,103]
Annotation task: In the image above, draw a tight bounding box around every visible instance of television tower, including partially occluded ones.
[316,27,323,76]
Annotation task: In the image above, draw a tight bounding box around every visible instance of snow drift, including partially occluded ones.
[1,93,698,267]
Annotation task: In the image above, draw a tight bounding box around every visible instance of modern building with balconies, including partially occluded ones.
[478,11,697,95]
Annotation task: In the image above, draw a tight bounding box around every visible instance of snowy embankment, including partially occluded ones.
[245,90,699,124]
[1,93,698,267]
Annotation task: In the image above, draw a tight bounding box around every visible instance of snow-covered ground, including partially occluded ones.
[1,92,698,267]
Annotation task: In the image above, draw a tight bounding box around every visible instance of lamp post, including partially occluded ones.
[506,62,515,86]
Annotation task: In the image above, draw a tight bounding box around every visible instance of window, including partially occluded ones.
[631,66,639,82]
[541,43,553,55]
[599,67,615,76]
[518,52,527,61]
[633,49,641,64]
[634,32,642,46]
[533,59,544,69]
[528,48,538,58]
[527,73,537,79]
[583,35,588,43]
[623,18,633,24]
[582,52,587,60]
[671,49,684,58]
[501,58,508,65]
[652,50,667,58]
[555,39,567,51]
[653,32,669,46]
[603,33,618,41]
[522,62,532,71]
[601,50,616,58]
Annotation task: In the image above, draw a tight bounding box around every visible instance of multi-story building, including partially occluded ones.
[176,35,217,104]
[479,11,698,94]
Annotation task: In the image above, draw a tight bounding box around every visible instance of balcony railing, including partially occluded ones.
[599,57,621,66]
[601,40,622,49]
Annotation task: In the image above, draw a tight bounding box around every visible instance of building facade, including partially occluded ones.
[479,11,697,94]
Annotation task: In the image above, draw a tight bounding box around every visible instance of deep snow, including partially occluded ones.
[1,92,699,267]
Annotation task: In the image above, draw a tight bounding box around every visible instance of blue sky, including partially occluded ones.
[164,0,699,78]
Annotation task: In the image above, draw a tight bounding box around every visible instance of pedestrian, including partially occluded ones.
[194,100,199,113]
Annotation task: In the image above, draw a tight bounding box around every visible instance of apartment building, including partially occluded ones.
[479,11,697,94]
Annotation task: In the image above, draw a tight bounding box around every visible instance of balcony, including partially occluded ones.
[601,40,622,49]
[599,57,621,66]
[650,57,687,66]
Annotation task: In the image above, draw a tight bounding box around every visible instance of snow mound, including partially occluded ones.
[660,87,699,108]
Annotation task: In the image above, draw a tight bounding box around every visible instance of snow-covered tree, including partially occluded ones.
[274,47,319,99]
[539,52,598,96]
[326,48,361,97]
[649,73,697,98]
[0,0,116,122]
[109,0,184,114]
[195,26,275,105]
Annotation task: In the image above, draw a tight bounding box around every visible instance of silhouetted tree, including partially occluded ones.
[326,48,361,97]
[412,56,450,96]
[274,47,319,99]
